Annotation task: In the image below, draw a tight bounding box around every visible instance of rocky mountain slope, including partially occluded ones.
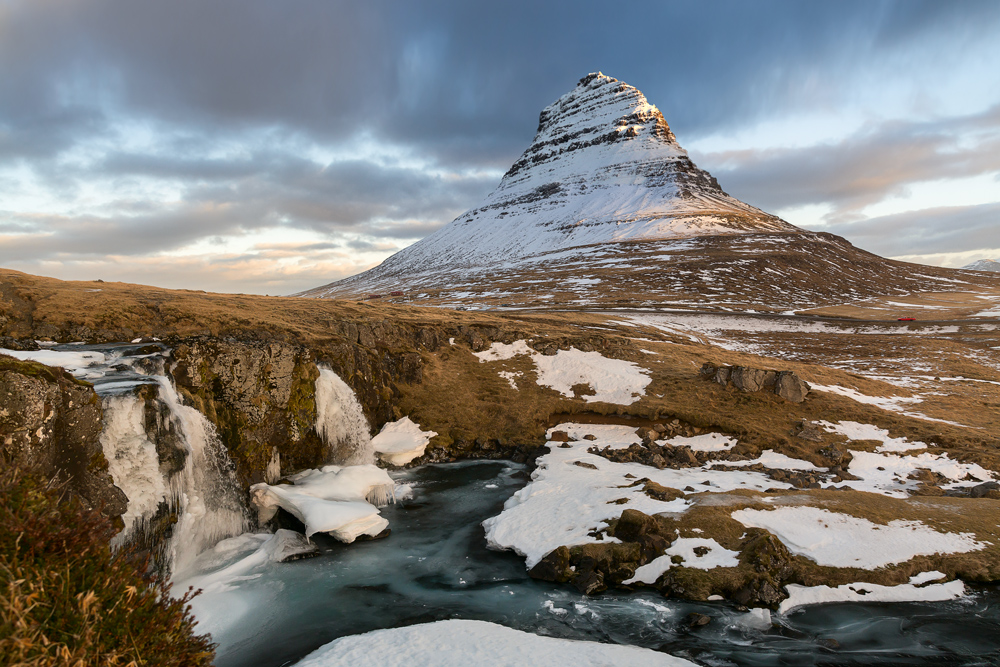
[301,73,999,312]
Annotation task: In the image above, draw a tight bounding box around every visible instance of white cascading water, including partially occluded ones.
[99,393,169,549]
[315,367,375,465]
[154,376,251,576]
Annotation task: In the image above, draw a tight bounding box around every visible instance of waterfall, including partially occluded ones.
[154,376,251,576]
[97,371,250,575]
[99,393,169,549]
[315,368,374,465]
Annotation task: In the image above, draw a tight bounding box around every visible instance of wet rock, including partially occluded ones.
[573,568,606,595]
[569,542,641,589]
[611,509,670,561]
[969,481,1000,498]
[686,613,712,628]
[733,529,794,608]
[529,546,573,583]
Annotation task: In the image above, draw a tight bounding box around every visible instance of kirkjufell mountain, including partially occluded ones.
[302,73,998,311]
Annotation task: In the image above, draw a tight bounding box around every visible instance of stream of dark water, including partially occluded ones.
[185,460,1000,667]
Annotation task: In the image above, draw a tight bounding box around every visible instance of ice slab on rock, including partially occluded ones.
[294,619,699,667]
[370,417,438,466]
[251,464,395,542]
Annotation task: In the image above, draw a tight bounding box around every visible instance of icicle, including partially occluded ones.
[315,367,375,465]
[365,483,396,508]
[154,376,251,576]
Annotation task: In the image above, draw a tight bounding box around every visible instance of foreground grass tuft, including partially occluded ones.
[0,469,214,666]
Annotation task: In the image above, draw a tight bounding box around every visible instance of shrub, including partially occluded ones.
[0,469,215,666]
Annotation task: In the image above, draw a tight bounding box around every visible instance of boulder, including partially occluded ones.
[775,371,810,403]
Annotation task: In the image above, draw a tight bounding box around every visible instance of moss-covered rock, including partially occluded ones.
[0,354,126,520]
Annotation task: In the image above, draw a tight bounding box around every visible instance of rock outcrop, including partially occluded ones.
[700,362,810,403]
[0,355,127,519]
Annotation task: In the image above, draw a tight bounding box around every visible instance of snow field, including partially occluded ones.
[474,340,652,405]
[818,420,997,497]
[294,619,699,667]
[482,423,790,568]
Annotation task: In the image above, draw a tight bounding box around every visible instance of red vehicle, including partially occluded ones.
[367,294,382,300]
[897,317,916,321]
[389,291,404,296]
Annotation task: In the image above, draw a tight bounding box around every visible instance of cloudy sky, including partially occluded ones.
[2,0,999,294]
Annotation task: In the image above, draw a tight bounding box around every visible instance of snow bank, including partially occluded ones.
[294,619,698,667]
[731,506,985,568]
[624,538,739,584]
[779,578,965,614]
[370,417,438,466]
[474,341,651,405]
[251,464,395,542]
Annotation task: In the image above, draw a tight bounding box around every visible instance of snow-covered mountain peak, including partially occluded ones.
[302,73,802,299]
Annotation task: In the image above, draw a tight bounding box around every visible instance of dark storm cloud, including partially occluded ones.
[701,105,1000,219]
[5,0,1000,166]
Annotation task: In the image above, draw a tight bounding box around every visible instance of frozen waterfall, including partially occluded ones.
[100,393,169,549]
[315,368,374,465]
[155,376,251,576]
[97,368,250,575]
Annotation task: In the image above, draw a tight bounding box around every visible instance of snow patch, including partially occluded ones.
[294,619,698,667]
[624,538,739,584]
[779,579,965,614]
[731,506,985,568]
[475,340,651,405]
[666,432,737,452]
